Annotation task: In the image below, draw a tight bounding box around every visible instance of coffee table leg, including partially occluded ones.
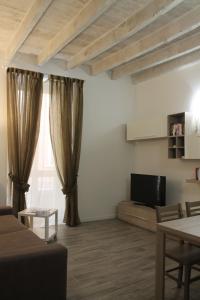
[30,216,33,229]
[45,217,49,242]
[18,213,21,222]
[55,210,58,236]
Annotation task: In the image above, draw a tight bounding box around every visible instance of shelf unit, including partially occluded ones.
[186,179,200,184]
[126,111,200,159]
[126,115,167,141]
[168,113,185,159]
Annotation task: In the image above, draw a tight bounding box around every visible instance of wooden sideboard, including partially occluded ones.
[117,201,157,232]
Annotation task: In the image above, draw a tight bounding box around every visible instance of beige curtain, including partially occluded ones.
[7,68,43,216]
[49,75,84,226]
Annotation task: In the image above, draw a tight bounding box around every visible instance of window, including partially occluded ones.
[26,82,64,225]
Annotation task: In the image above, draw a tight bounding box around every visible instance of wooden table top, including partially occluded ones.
[157,215,200,246]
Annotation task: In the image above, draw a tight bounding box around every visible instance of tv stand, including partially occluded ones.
[134,201,148,207]
[117,201,156,232]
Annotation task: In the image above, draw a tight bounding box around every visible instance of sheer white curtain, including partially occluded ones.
[26,81,64,226]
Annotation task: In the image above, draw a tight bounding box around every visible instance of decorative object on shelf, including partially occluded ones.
[177,123,183,136]
[171,123,183,136]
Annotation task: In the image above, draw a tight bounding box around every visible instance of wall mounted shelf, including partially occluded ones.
[127,111,200,159]
[126,116,167,141]
[186,179,200,183]
[168,113,185,159]
[168,112,200,159]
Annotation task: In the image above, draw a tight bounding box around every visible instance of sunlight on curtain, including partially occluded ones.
[26,82,65,226]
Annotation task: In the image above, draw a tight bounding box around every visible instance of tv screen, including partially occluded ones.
[131,173,166,208]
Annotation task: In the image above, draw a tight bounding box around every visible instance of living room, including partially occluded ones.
[1,1,200,300]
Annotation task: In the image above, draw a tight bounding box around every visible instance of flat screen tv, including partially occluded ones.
[131,173,166,208]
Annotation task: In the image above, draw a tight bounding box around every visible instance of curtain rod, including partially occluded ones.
[6,68,84,82]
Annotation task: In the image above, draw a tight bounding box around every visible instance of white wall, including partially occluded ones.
[0,65,7,204]
[79,75,134,220]
[132,61,200,206]
[0,56,135,221]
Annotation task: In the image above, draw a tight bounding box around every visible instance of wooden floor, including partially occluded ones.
[56,219,200,300]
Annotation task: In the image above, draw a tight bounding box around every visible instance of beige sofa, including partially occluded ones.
[0,206,67,300]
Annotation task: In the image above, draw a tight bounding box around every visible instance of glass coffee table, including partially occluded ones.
[18,208,58,242]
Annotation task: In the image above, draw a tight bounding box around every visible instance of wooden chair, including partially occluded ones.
[185,200,200,271]
[156,204,200,300]
[186,201,200,217]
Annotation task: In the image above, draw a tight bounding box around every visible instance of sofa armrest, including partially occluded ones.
[0,243,67,300]
[0,206,13,216]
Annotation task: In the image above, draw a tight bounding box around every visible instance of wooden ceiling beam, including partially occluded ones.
[131,49,200,84]
[6,0,53,64]
[37,0,116,65]
[111,31,200,78]
[90,4,200,76]
[67,0,184,69]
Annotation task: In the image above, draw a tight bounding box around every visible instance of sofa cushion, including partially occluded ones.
[0,215,27,235]
[0,206,13,216]
[0,229,45,257]
[0,209,67,300]
[0,237,67,300]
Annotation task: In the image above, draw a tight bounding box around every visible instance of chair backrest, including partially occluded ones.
[156,204,183,223]
[186,201,200,217]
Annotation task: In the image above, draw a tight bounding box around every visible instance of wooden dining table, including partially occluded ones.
[155,215,200,299]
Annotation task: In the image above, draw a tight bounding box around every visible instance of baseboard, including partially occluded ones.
[81,214,116,222]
